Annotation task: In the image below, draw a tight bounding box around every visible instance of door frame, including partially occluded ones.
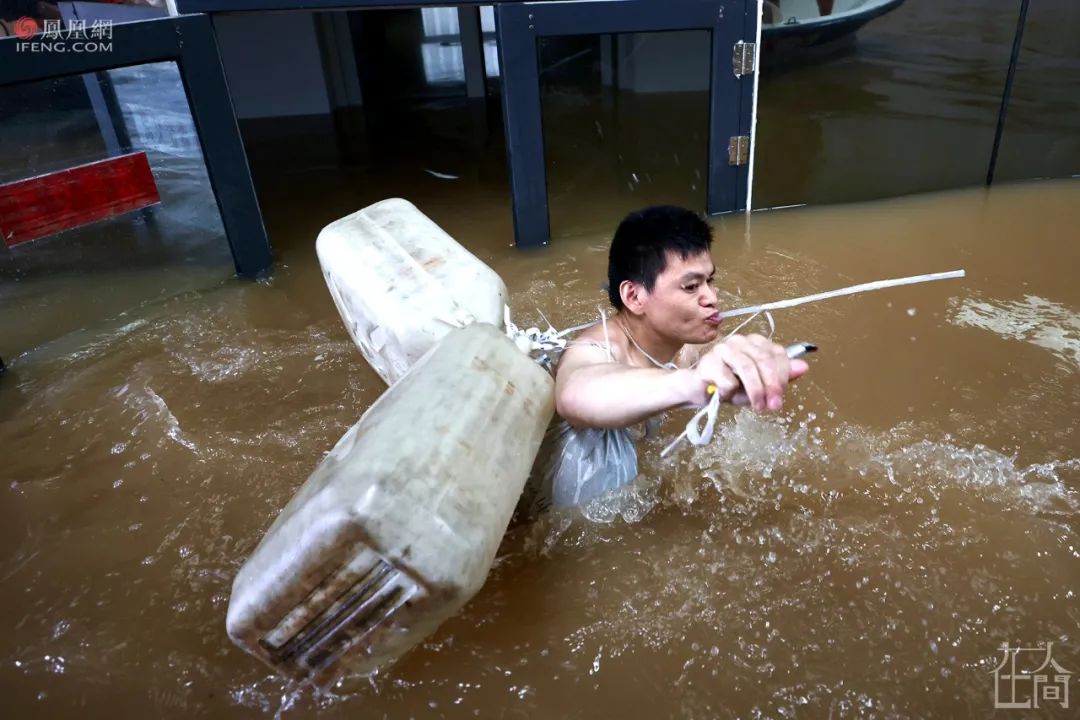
[496,0,758,247]
[0,14,272,278]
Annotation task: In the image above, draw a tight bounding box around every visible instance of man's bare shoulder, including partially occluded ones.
[553,321,628,376]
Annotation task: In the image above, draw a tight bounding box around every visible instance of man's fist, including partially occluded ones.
[691,334,809,411]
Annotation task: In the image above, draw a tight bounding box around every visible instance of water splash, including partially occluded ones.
[115,379,199,454]
[949,294,1080,368]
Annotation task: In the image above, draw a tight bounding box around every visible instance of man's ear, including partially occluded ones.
[619,280,648,316]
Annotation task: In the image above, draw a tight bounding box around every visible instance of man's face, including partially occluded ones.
[639,250,721,344]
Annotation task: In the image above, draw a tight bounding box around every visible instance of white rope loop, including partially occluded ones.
[684,391,722,446]
[662,341,808,458]
[503,305,602,371]
[504,305,572,355]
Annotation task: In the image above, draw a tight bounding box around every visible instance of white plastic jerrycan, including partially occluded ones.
[226,322,554,686]
[316,198,508,385]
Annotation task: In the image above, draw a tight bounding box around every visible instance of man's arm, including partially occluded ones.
[556,335,811,429]
[554,345,700,430]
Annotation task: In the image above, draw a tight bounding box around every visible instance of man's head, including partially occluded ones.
[608,205,721,344]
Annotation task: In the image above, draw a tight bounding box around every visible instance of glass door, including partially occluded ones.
[497,0,758,246]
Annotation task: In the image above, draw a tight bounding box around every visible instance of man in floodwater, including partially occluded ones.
[519,205,810,515]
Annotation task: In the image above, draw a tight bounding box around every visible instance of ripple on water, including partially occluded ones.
[949,293,1080,369]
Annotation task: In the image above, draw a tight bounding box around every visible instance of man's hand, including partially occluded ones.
[690,334,809,411]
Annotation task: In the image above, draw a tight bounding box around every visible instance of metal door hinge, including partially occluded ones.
[733,41,755,77]
[728,135,750,166]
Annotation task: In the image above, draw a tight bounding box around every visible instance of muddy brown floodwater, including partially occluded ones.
[1,166,1077,718]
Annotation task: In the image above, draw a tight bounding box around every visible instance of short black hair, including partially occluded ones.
[607,205,713,309]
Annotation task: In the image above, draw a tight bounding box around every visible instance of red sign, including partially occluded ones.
[0,152,161,248]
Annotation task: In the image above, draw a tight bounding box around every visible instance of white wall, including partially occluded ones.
[213,12,331,120]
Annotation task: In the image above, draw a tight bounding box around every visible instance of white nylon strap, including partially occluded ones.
[717,270,965,320]
[663,269,966,459]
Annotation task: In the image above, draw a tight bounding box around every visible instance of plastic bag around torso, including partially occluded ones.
[516,331,664,518]
[517,419,636,518]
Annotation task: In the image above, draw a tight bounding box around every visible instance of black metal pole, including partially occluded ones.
[987,0,1030,186]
